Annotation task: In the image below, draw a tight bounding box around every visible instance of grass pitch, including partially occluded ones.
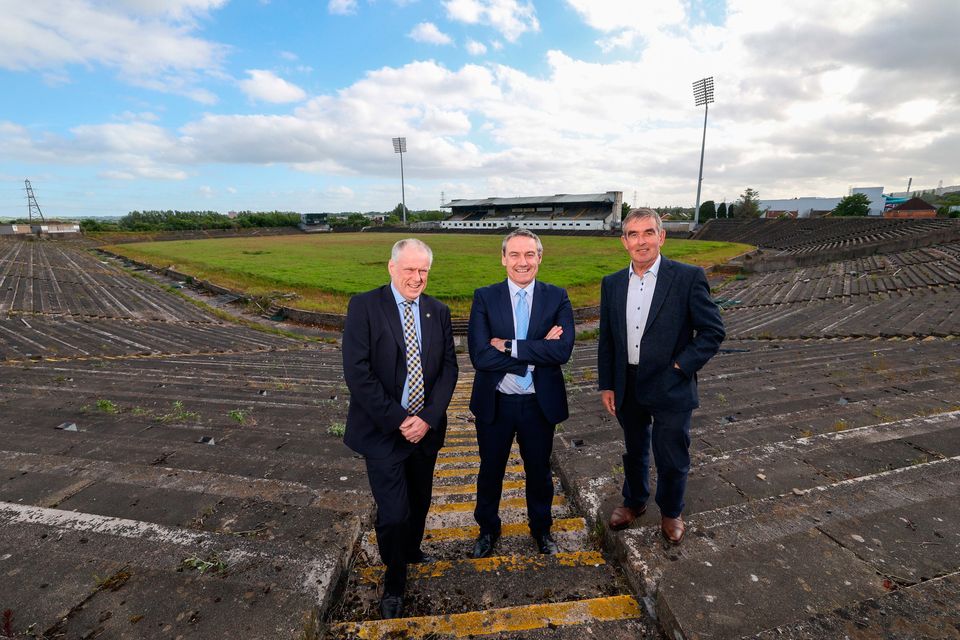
[105,233,751,316]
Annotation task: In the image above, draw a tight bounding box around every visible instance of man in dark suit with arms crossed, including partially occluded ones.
[468,229,575,558]
[598,209,724,544]
[342,238,458,619]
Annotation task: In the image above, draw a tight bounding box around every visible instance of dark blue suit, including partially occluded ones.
[343,284,458,594]
[597,257,724,517]
[468,280,575,536]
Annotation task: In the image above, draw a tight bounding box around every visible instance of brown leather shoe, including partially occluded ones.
[608,505,646,531]
[661,516,685,544]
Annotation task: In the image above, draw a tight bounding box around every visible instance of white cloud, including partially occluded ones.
[466,39,488,55]
[279,50,299,61]
[328,0,357,15]
[565,0,686,51]
[408,22,453,45]
[0,0,227,101]
[239,70,307,103]
[444,0,539,42]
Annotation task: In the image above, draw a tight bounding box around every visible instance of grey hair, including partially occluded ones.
[391,238,434,267]
[621,207,663,235]
[501,228,543,256]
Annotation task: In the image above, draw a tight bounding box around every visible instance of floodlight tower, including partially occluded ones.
[692,76,715,227]
[392,137,407,224]
[25,179,46,223]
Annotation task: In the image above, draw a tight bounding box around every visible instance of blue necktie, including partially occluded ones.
[515,290,533,389]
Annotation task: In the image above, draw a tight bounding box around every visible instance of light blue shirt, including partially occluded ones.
[391,283,422,410]
[497,278,536,395]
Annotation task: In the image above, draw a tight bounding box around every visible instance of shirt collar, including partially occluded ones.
[628,254,662,279]
[390,283,419,306]
[507,278,535,297]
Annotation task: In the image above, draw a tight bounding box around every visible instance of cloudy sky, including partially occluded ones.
[0,0,957,217]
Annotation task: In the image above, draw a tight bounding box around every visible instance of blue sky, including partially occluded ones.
[0,0,957,218]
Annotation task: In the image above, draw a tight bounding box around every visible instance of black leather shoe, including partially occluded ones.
[409,551,437,564]
[534,532,559,555]
[379,594,403,619]
[471,532,500,558]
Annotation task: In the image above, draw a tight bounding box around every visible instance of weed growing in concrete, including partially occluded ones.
[94,567,132,591]
[611,464,624,475]
[159,400,200,423]
[715,392,728,405]
[327,422,346,437]
[576,328,599,341]
[589,518,606,551]
[180,553,227,575]
[131,406,151,417]
[228,408,248,424]
[580,369,597,381]
[96,399,119,414]
[563,370,574,383]
[833,419,849,431]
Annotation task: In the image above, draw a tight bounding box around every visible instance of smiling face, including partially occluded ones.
[502,235,541,287]
[621,215,666,274]
[388,246,431,301]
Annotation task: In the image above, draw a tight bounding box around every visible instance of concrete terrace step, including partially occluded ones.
[608,455,960,639]
[330,595,643,640]
[0,500,359,631]
[753,570,960,639]
[339,551,617,621]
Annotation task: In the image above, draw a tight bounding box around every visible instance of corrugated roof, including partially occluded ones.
[447,192,617,208]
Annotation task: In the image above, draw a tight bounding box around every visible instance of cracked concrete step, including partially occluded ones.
[752,570,960,639]
[329,594,644,640]
[338,551,620,621]
[361,516,590,564]
[607,456,960,639]
[0,500,359,633]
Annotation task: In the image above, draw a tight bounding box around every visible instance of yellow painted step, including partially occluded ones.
[357,550,605,584]
[364,517,586,545]
[435,464,523,478]
[330,594,642,639]
[430,495,565,514]
[432,480,523,496]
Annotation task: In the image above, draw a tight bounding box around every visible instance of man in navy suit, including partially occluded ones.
[598,208,724,544]
[468,228,575,558]
[342,238,458,619]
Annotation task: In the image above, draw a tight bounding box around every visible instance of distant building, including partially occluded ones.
[441,191,622,231]
[883,197,937,219]
[759,187,886,218]
[0,224,31,235]
[299,212,330,232]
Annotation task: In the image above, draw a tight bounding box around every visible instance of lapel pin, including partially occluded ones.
[425,313,431,318]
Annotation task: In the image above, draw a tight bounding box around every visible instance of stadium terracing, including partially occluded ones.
[1,219,959,638]
[441,190,623,231]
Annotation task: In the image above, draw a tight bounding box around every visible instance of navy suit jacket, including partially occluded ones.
[468,280,575,426]
[597,257,725,413]
[342,285,458,460]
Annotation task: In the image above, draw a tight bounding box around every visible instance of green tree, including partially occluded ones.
[734,188,761,218]
[698,200,716,221]
[716,202,727,218]
[832,193,871,217]
[346,213,368,227]
[621,202,631,217]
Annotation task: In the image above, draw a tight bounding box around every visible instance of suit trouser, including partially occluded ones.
[364,445,438,595]
[616,366,692,519]
[474,392,555,537]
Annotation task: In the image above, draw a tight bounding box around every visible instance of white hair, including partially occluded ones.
[390,238,433,266]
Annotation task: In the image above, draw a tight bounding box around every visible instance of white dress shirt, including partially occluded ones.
[626,254,661,365]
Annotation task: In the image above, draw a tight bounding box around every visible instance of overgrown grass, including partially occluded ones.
[105,233,752,317]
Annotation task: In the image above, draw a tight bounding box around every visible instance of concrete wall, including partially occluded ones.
[759,186,886,218]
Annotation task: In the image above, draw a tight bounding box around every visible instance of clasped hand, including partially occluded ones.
[489,325,563,351]
[400,415,429,443]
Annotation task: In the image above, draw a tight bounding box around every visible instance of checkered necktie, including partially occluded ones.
[515,290,533,389]
[402,301,425,415]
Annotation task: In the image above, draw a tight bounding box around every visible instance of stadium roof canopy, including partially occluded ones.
[447,192,618,208]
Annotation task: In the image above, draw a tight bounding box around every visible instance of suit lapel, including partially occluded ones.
[380,285,405,351]
[644,257,675,333]
[497,280,515,339]
[612,268,629,345]
[418,295,432,362]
